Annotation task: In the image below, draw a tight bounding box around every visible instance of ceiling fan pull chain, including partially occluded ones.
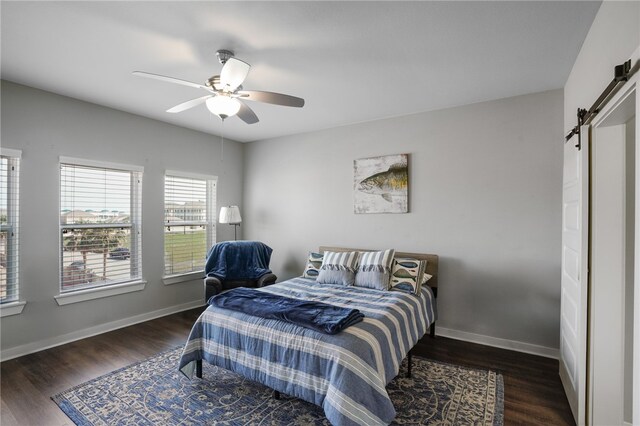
[220,118,225,162]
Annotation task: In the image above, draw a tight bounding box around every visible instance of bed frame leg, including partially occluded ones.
[407,349,412,378]
[430,322,436,338]
[274,390,281,400]
[196,359,202,379]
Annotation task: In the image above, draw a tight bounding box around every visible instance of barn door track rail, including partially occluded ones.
[565,59,636,150]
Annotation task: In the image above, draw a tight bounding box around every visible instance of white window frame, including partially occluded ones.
[0,148,25,317]
[163,170,217,284]
[55,156,145,306]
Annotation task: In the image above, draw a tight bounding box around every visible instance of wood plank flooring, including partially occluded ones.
[1,308,574,425]
[414,336,575,425]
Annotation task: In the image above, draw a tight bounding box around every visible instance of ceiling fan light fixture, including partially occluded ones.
[134,50,304,125]
[206,95,241,119]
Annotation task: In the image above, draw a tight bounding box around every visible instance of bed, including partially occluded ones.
[179,247,438,426]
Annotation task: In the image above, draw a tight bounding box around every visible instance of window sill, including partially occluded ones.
[0,301,26,317]
[163,272,204,286]
[55,280,147,306]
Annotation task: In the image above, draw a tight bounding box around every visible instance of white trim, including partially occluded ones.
[165,169,218,181]
[589,67,638,426]
[0,301,26,317]
[0,299,205,362]
[591,74,637,129]
[436,326,559,359]
[59,162,143,297]
[59,155,144,173]
[634,67,640,426]
[55,280,147,306]
[163,271,203,285]
[0,148,21,158]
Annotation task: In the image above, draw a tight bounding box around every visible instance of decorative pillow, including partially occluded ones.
[354,249,396,290]
[316,251,360,286]
[302,251,324,279]
[422,272,433,285]
[390,257,426,295]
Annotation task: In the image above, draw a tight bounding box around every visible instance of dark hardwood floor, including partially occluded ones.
[414,337,575,425]
[1,308,574,425]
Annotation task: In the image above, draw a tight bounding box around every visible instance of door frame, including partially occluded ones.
[588,71,637,425]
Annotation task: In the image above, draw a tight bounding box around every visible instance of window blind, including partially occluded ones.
[60,160,142,292]
[0,150,20,303]
[164,172,216,277]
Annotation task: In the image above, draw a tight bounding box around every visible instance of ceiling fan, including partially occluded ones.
[133,50,304,124]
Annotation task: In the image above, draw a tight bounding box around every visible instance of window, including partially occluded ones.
[0,148,21,306]
[59,157,143,294]
[164,171,216,279]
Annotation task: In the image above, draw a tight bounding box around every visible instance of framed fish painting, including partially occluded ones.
[354,153,408,214]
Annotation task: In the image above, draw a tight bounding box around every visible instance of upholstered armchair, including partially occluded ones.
[203,241,277,302]
[204,273,277,301]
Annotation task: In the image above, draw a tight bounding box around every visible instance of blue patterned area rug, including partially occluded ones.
[52,346,503,425]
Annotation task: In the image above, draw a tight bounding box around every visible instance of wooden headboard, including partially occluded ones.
[319,246,439,290]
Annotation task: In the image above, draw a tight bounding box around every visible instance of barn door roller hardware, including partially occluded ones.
[565,59,635,150]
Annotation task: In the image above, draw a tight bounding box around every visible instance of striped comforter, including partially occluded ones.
[179,277,437,426]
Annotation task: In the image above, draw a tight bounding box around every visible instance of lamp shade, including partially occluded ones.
[219,206,242,224]
[206,95,241,119]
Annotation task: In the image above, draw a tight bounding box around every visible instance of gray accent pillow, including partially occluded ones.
[316,251,360,286]
[354,249,396,290]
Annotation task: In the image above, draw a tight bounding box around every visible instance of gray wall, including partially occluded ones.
[564,1,639,134]
[243,89,564,350]
[0,81,244,354]
[0,81,567,354]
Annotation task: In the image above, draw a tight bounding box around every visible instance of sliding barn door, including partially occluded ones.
[559,127,589,426]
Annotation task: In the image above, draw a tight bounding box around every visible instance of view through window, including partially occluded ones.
[0,150,20,303]
[164,172,216,277]
[60,159,142,292]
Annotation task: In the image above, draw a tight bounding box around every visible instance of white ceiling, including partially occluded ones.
[1,1,600,143]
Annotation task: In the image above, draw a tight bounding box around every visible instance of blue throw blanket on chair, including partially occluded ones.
[209,287,365,335]
[205,241,273,281]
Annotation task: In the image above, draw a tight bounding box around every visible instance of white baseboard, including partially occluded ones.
[436,326,559,359]
[0,300,205,362]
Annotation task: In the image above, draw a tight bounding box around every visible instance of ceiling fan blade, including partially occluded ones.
[220,58,250,92]
[237,90,305,108]
[166,95,211,113]
[236,100,259,124]
[133,71,208,90]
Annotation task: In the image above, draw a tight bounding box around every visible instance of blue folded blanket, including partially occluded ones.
[209,287,364,335]
[205,241,272,281]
